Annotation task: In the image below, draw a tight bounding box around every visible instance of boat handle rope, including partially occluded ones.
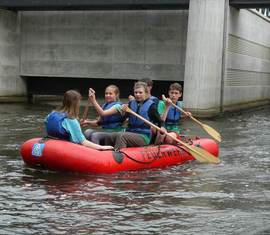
[116,144,162,165]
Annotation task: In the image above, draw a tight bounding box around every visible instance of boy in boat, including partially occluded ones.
[152,83,191,145]
[114,81,166,149]
[158,82,191,133]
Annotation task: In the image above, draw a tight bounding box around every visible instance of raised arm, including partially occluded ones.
[158,99,171,122]
[88,88,118,116]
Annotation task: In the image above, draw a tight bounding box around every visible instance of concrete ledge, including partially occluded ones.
[183,107,221,118]
[222,99,270,112]
[180,99,270,117]
[0,96,27,103]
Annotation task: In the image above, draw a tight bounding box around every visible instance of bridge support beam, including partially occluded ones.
[183,0,227,117]
[0,9,26,101]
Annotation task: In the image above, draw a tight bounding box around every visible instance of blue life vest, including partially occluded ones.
[100,101,123,129]
[127,99,154,136]
[166,101,183,125]
[45,111,70,140]
[150,95,159,106]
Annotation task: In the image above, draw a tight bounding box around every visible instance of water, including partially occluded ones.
[0,102,269,234]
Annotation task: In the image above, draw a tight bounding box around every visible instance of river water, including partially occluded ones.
[0,102,269,234]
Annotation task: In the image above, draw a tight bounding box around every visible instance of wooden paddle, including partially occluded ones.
[162,95,221,143]
[82,88,95,121]
[82,100,90,121]
[125,107,220,164]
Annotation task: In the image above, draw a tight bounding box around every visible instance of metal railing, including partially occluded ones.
[255,8,270,18]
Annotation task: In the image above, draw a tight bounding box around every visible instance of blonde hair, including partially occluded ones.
[169,83,182,93]
[105,85,120,101]
[133,81,149,94]
[59,90,81,119]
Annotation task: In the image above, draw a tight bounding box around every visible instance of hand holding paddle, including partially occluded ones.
[162,95,221,143]
[124,106,220,164]
[88,88,96,102]
[128,95,135,101]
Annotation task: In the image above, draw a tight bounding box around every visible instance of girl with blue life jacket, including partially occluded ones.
[45,90,113,151]
[82,85,124,145]
[157,83,191,134]
[111,81,166,149]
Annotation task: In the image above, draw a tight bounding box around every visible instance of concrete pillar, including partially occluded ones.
[0,10,25,101]
[183,0,227,117]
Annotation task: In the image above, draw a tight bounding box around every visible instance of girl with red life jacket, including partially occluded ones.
[83,85,124,145]
[45,90,113,150]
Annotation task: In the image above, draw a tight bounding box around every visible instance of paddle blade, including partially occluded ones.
[185,144,220,164]
[202,124,221,143]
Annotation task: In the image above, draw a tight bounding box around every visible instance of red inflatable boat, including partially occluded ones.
[20,137,219,174]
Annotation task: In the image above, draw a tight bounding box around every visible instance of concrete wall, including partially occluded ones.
[20,10,188,81]
[1,7,269,113]
[183,0,226,117]
[0,10,25,99]
[224,7,270,111]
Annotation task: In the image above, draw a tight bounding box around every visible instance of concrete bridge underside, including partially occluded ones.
[0,0,269,10]
[0,0,269,116]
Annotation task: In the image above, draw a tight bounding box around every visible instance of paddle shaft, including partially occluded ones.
[166,99,202,126]
[162,95,221,142]
[126,107,220,163]
[126,108,204,155]
[82,101,90,120]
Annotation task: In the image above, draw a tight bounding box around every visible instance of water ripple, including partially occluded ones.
[0,104,270,234]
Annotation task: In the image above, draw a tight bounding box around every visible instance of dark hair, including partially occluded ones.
[59,90,81,119]
[140,78,153,87]
[169,83,182,93]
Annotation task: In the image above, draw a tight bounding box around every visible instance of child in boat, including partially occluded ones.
[140,78,159,105]
[45,90,113,150]
[112,81,166,149]
[128,78,159,105]
[157,82,191,134]
[83,85,125,145]
[151,83,191,145]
